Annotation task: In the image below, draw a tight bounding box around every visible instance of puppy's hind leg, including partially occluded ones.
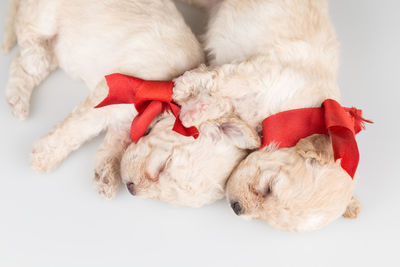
[94,124,131,200]
[2,0,20,54]
[31,84,111,173]
[6,42,57,120]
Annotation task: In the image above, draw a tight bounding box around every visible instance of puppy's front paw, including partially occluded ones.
[173,65,214,102]
[6,90,30,120]
[179,97,210,127]
[31,137,66,173]
[93,158,120,200]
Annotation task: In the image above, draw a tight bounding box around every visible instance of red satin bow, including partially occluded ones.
[95,73,199,142]
[261,99,372,178]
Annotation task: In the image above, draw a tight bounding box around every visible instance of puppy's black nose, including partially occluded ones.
[230,201,242,215]
[126,183,136,196]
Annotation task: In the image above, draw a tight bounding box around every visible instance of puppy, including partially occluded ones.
[121,113,259,206]
[120,0,260,206]
[3,0,259,206]
[2,0,205,199]
[174,0,362,231]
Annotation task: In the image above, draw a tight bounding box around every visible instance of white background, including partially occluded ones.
[1,1,399,266]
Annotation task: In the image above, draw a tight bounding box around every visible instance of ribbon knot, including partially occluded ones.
[261,99,372,178]
[95,73,199,143]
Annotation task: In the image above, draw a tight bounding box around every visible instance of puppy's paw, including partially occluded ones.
[6,90,30,120]
[93,158,120,200]
[179,97,210,127]
[343,196,361,219]
[31,137,65,173]
[2,41,14,55]
[173,65,214,102]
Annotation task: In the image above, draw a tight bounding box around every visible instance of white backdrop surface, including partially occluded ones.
[0,1,399,266]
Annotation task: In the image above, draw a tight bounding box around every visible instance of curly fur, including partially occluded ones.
[3,0,204,200]
[121,114,259,206]
[175,0,360,231]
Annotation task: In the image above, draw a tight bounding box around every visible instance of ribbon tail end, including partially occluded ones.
[94,97,112,109]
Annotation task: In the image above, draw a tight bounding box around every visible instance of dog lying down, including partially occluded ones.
[3,0,369,231]
[172,0,369,231]
[2,0,259,206]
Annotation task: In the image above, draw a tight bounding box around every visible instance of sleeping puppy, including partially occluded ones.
[173,0,362,231]
[3,0,259,205]
[121,114,259,206]
[2,0,205,199]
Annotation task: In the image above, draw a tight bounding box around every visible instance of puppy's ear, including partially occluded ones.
[296,134,333,164]
[343,196,361,219]
[219,117,260,150]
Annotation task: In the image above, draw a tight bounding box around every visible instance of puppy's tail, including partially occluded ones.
[2,0,20,54]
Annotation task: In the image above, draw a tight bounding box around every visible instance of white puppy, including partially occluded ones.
[121,113,259,206]
[2,0,205,198]
[174,0,363,231]
[3,0,259,206]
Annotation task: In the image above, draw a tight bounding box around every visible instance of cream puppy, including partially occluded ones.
[2,0,205,198]
[174,0,362,231]
[121,114,259,206]
[3,0,259,206]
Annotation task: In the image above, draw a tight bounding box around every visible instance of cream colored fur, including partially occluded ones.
[2,0,207,200]
[174,0,361,231]
[121,114,259,206]
[179,0,222,10]
[3,0,260,207]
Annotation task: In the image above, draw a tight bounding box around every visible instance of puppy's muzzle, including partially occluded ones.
[126,182,136,196]
[230,201,243,215]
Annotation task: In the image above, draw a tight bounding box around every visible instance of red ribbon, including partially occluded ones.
[261,99,372,178]
[95,73,199,143]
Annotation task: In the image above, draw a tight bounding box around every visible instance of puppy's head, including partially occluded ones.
[226,134,360,232]
[121,115,260,207]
